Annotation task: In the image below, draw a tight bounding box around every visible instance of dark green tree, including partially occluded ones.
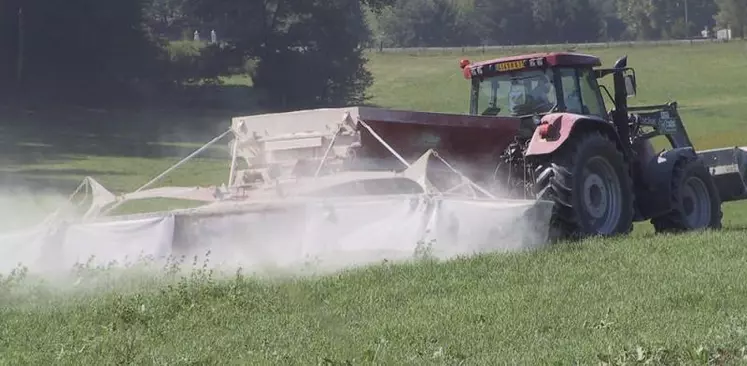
[1,0,165,103]
[144,0,192,40]
[376,0,480,47]
[0,0,21,94]
[186,0,393,110]
[714,0,746,37]
[472,0,539,45]
[617,0,716,39]
[530,0,603,43]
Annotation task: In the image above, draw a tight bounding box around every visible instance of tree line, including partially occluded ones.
[369,0,738,48]
[0,0,742,112]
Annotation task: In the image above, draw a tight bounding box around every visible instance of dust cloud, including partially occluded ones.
[0,187,553,299]
[0,134,554,299]
[160,153,554,278]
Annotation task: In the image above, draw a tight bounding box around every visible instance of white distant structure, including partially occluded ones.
[194,30,201,42]
[701,26,709,38]
[717,28,732,40]
[211,29,218,44]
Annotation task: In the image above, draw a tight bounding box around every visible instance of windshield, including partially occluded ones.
[475,69,557,116]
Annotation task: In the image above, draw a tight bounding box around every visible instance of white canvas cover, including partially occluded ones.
[60,215,175,269]
[426,197,552,257]
[166,194,550,273]
[172,205,311,269]
[0,194,551,274]
[296,196,432,269]
[0,225,56,273]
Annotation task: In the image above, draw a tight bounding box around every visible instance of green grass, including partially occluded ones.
[4,231,747,364]
[4,41,747,364]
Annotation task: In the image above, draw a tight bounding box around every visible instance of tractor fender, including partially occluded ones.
[636,147,698,219]
[525,113,621,157]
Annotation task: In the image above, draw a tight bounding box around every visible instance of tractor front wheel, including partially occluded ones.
[651,155,722,233]
[534,130,635,241]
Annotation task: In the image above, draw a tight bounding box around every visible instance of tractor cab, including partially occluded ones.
[460,53,611,121]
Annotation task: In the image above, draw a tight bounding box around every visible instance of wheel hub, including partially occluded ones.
[583,174,608,219]
[580,156,623,234]
[682,176,712,228]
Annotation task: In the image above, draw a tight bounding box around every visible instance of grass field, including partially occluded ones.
[3,41,747,364]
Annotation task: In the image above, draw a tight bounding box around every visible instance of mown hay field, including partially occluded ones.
[2,41,747,364]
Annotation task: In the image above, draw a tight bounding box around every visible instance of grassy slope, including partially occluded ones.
[3,41,747,364]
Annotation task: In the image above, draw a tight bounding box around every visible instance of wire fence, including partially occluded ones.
[367,38,736,54]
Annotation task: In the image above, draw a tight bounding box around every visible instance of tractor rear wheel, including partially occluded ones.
[534,130,635,241]
[651,155,722,233]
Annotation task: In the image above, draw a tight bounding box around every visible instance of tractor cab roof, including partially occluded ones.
[461,52,602,79]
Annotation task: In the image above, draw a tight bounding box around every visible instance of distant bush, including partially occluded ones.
[162,40,244,86]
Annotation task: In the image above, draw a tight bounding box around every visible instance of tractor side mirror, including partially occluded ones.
[613,55,628,69]
[624,74,637,97]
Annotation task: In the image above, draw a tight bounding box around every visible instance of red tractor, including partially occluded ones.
[452,51,743,240]
[326,51,747,242]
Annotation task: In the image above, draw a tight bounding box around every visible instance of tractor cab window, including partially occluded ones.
[558,68,584,114]
[578,68,607,118]
[554,67,608,119]
[476,69,557,117]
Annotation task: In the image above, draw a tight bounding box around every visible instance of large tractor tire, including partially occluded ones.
[534,130,635,241]
[651,155,722,233]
